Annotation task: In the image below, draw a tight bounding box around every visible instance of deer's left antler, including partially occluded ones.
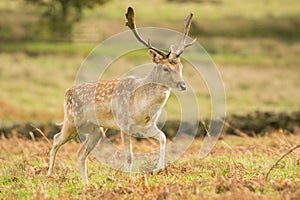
[175,13,196,56]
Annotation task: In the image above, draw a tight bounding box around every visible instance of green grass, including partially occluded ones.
[1,0,300,41]
[0,42,94,56]
[95,0,300,20]
[0,133,299,199]
[0,0,299,122]
[0,40,299,121]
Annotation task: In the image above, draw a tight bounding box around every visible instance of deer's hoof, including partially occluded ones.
[46,172,51,177]
[151,167,163,175]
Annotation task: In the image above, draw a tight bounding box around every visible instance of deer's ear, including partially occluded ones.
[149,49,164,64]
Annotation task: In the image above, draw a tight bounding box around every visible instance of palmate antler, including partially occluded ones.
[125,7,195,58]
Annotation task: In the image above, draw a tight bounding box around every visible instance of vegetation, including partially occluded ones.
[0,131,299,199]
[24,0,110,41]
[0,0,299,199]
[0,0,299,122]
[0,43,299,122]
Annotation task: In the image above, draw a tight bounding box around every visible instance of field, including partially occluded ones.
[1,0,300,121]
[1,0,300,199]
[1,131,300,199]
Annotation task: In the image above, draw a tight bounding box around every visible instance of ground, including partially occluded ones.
[1,0,300,199]
[0,130,299,199]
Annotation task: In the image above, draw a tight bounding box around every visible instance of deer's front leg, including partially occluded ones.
[122,132,133,176]
[151,128,166,173]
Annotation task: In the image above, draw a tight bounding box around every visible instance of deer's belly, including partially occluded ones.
[95,109,120,130]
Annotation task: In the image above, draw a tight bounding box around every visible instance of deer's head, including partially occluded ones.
[125,7,195,91]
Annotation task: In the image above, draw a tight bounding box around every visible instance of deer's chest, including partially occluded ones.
[129,86,170,124]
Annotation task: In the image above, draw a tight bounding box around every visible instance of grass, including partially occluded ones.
[0,1,299,199]
[0,47,299,122]
[2,0,300,41]
[88,0,300,22]
[0,0,299,122]
[0,42,94,56]
[0,131,299,199]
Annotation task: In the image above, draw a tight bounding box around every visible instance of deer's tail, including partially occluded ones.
[56,122,64,127]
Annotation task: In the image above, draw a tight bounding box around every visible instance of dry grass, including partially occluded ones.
[0,130,299,199]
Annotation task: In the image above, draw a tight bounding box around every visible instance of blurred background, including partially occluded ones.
[0,0,299,127]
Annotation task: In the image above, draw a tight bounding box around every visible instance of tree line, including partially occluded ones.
[25,0,110,41]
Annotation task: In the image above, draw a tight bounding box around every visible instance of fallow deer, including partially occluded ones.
[46,7,195,184]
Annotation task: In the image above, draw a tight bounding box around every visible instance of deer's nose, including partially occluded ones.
[177,81,186,91]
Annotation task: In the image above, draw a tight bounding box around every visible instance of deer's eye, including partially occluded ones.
[163,67,170,72]
[171,59,178,65]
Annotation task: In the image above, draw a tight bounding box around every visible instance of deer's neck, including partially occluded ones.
[138,65,171,108]
[133,65,171,108]
[142,65,168,91]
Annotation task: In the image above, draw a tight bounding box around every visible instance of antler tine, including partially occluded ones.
[125,7,168,58]
[176,13,196,56]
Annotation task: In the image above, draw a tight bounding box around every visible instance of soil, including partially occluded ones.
[0,111,299,139]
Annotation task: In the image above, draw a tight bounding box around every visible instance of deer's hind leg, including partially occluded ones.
[77,125,103,184]
[47,122,77,177]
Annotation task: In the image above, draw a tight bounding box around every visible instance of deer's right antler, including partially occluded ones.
[125,7,169,58]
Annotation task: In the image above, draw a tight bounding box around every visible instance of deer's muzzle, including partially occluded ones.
[177,81,187,91]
